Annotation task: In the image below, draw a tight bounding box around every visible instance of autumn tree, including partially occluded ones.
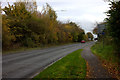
[2,1,37,47]
[2,15,16,49]
[93,27,98,34]
[2,1,86,50]
[86,32,93,41]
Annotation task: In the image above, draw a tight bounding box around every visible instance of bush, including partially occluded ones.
[22,37,35,47]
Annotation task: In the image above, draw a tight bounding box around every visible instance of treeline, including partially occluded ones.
[93,1,120,56]
[105,1,120,54]
[92,1,120,78]
[2,2,87,50]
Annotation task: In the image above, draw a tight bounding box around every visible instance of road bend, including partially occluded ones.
[3,42,94,78]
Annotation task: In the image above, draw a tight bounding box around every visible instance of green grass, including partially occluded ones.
[34,49,86,79]
[91,42,120,79]
[91,42,120,63]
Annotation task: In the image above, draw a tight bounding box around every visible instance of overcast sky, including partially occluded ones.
[1,0,110,35]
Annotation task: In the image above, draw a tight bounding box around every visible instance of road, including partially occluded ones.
[3,42,94,78]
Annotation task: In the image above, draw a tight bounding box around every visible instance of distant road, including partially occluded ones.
[3,42,94,78]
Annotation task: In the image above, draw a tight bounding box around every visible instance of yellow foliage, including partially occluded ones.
[2,15,16,49]
[64,25,72,29]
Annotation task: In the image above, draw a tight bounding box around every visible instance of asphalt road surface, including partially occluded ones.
[3,42,94,78]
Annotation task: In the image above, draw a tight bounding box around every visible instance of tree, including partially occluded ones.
[2,1,38,47]
[2,1,86,50]
[86,32,93,41]
[2,15,16,49]
[93,27,98,34]
[105,1,120,53]
[3,2,32,40]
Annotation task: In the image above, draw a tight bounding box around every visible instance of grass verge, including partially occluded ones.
[91,42,119,63]
[91,42,120,79]
[33,49,86,79]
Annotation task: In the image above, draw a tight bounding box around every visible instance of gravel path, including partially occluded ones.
[81,45,111,78]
